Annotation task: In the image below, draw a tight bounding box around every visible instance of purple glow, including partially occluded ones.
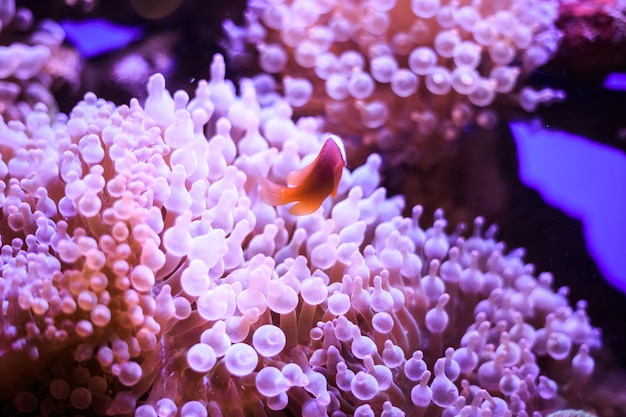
[60,18,143,58]
[603,72,626,91]
[510,121,626,293]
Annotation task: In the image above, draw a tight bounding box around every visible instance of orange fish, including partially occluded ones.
[260,136,346,215]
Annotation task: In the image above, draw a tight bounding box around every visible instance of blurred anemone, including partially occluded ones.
[63,0,96,13]
[223,0,566,163]
[129,0,184,20]
[0,0,72,121]
[0,54,599,417]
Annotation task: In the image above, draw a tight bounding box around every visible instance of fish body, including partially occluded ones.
[260,136,346,215]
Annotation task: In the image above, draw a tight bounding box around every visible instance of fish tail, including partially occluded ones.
[260,176,286,206]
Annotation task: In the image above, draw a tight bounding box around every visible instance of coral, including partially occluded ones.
[0,54,599,417]
[223,0,566,161]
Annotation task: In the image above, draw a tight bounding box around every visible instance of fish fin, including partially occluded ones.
[330,164,344,198]
[288,197,324,216]
[259,176,286,206]
[287,137,341,186]
[286,162,316,186]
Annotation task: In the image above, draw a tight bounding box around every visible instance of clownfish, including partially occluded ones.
[260,136,346,215]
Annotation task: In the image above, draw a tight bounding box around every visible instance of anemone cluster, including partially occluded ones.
[224,0,566,158]
[0,1,68,121]
[0,53,598,417]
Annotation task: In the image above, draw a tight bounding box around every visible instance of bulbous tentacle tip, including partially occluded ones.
[546,410,597,417]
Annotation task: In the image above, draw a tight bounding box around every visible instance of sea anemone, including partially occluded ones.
[0,0,69,121]
[0,54,598,417]
[223,0,566,161]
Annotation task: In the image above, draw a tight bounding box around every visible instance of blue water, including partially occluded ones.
[510,120,626,294]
